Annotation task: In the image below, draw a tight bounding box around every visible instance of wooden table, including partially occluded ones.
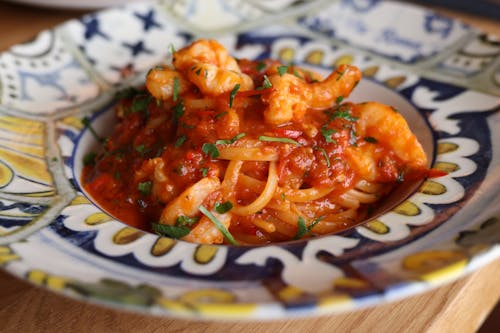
[0,2,499,332]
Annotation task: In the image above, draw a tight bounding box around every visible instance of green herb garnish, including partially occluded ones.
[137,181,153,196]
[199,205,239,245]
[174,135,187,148]
[200,167,209,177]
[293,216,324,239]
[215,201,233,214]
[202,143,220,158]
[316,147,331,168]
[215,132,246,145]
[131,95,151,113]
[277,65,288,76]
[152,222,190,239]
[82,117,104,143]
[173,77,180,102]
[320,125,337,143]
[173,100,185,121]
[175,215,200,227]
[229,83,240,108]
[325,109,358,122]
[258,135,300,145]
[256,62,266,72]
[262,75,272,89]
[336,96,344,104]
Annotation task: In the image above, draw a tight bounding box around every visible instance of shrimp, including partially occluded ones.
[263,64,362,125]
[172,39,254,96]
[346,102,428,182]
[159,177,221,225]
[182,212,231,244]
[145,66,192,100]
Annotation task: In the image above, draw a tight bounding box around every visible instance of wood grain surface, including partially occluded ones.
[0,2,499,332]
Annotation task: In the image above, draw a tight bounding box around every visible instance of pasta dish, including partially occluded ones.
[82,39,430,245]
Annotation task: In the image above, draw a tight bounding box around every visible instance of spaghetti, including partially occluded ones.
[82,39,429,245]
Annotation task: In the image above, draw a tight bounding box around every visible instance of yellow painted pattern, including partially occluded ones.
[393,201,421,216]
[305,50,324,65]
[0,161,13,188]
[363,220,389,234]
[278,285,305,302]
[0,246,19,265]
[419,180,447,195]
[151,237,176,256]
[434,161,459,173]
[0,148,51,185]
[71,195,91,205]
[278,47,295,63]
[384,76,406,88]
[437,142,459,154]
[0,139,44,157]
[333,55,354,66]
[362,66,379,77]
[61,116,85,130]
[113,227,145,244]
[194,245,218,264]
[402,250,467,276]
[334,277,369,289]
[85,212,112,225]
[318,293,353,310]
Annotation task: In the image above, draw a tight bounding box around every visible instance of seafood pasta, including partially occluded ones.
[82,39,429,245]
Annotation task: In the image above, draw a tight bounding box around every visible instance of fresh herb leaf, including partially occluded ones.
[131,95,151,113]
[325,109,358,122]
[215,132,246,145]
[202,143,220,158]
[175,215,199,227]
[215,111,228,119]
[293,217,308,240]
[173,100,185,121]
[174,135,187,148]
[152,222,190,239]
[336,96,344,104]
[229,84,240,108]
[137,181,152,196]
[168,43,176,55]
[173,77,180,102]
[364,136,378,143]
[82,117,104,143]
[262,75,272,89]
[277,65,288,76]
[199,205,239,245]
[215,201,233,214]
[256,62,266,72]
[200,167,209,177]
[258,135,300,145]
[316,147,331,168]
[135,144,150,155]
[320,125,337,143]
[195,68,202,76]
[83,152,97,166]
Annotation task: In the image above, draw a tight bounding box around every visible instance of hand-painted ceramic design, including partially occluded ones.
[0,0,498,320]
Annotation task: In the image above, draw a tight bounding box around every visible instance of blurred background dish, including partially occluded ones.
[4,0,149,9]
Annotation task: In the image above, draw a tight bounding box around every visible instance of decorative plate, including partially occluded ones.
[0,0,499,320]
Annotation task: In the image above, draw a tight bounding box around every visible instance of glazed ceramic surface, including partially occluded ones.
[0,0,499,320]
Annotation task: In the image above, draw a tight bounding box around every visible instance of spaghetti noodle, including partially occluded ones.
[82,39,429,245]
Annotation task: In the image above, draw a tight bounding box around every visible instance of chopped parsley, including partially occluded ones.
[215,111,228,119]
[325,109,358,122]
[81,117,104,143]
[200,167,209,177]
[131,95,151,113]
[256,62,266,72]
[168,43,176,54]
[320,125,337,143]
[175,215,199,227]
[336,96,344,104]
[262,75,273,88]
[229,84,240,108]
[137,181,153,196]
[277,65,288,76]
[173,100,185,121]
[316,147,331,168]
[215,132,246,145]
[202,143,220,158]
[173,77,180,102]
[174,135,187,148]
[215,201,233,214]
[152,222,190,239]
[258,135,300,146]
[199,205,239,245]
[293,216,325,239]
